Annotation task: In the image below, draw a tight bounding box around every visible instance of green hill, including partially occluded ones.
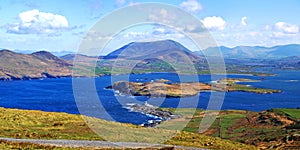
[0,107,255,149]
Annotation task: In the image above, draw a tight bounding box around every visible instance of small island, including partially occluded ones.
[107,78,281,98]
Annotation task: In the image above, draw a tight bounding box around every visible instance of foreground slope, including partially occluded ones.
[0,107,255,149]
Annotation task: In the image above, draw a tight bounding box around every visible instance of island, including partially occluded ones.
[107,78,281,98]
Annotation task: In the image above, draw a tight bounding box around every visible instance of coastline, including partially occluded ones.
[0,71,277,81]
[124,103,181,127]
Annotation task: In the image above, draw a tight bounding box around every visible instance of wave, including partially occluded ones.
[285,80,298,82]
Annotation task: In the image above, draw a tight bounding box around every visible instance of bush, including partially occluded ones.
[285,122,300,129]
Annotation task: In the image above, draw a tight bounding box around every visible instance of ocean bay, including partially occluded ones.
[0,70,299,125]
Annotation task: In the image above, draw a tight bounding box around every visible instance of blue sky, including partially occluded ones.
[0,0,300,54]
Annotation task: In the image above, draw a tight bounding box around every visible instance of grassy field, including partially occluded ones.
[0,107,256,149]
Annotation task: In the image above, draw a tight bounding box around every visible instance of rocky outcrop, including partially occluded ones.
[125,103,180,127]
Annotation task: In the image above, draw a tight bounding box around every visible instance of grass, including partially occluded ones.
[271,108,300,121]
[0,107,256,149]
[230,83,281,93]
[0,140,73,150]
[0,107,102,141]
[219,113,246,138]
[166,131,257,150]
[6,105,298,149]
[218,78,282,94]
[0,140,138,150]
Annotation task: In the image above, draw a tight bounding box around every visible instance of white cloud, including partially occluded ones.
[274,22,299,34]
[7,9,69,35]
[180,0,203,13]
[241,16,247,26]
[201,16,226,31]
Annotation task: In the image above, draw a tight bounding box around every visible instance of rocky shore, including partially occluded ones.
[0,73,72,81]
[125,103,180,127]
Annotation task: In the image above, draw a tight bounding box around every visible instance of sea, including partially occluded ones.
[0,70,299,125]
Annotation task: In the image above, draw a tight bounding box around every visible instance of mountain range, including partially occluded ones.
[203,44,300,59]
[1,40,300,80]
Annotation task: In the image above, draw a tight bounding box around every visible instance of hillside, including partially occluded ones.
[0,50,72,80]
[0,106,298,149]
[160,108,300,149]
[0,107,255,149]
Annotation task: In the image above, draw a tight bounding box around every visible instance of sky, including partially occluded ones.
[0,0,300,55]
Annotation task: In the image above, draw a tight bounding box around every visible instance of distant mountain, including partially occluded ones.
[2,41,300,80]
[0,49,72,80]
[104,40,202,63]
[201,44,300,59]
[277,56,300,64]
[13,49,75,56]
[60,54,98,62]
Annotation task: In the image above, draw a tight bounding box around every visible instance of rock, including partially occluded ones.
[41,72,57,78]
[125,103,181,127]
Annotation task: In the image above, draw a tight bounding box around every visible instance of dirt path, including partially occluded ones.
[0,137,205,149]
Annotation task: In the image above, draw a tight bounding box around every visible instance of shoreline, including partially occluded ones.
[124,103,181,127]
[0,71,277,81]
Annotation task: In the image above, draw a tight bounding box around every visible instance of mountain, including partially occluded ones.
[264,55,300,69]
[0,50,72,80]
[60,54,98,62]
[202,44,300,59]
[2,41,300,80]
[268,44,300,58]
[104,40,202,64]
[32,51,71,66]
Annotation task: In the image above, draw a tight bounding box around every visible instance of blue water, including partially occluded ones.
[0,70,299,125]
